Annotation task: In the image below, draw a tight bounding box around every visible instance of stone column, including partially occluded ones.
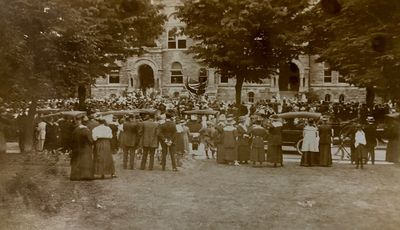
[303,68,310,91]
[275,75,280,92]
[127,70,134,92]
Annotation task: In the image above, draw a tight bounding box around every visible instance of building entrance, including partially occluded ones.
[138,64,154,90]
[279,62,300,92]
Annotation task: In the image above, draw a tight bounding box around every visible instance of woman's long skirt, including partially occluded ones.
[70,147,94,180]
[237,145,250,162]
[250,147,265,163]
[300,151,320,166]
[216,143,225,163]
[94,139,115,176]
[267,145,282,164]
[319,144,332,166]
[223,147,237,162]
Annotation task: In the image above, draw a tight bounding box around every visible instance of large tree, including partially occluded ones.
[178,0,309,105]
[0,0,165,151]
[299,0,400,103]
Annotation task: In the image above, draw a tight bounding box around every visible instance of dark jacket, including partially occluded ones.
[364,123,377,147]
[158,120,177,144]
[318,124,332,145]
[268,126,282,145]
[122,120,142,147]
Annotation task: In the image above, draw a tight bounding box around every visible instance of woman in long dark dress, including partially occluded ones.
[237,116,250,163]
[250,120,267,166]
[319,117,333,167]
[92,119,116,179]
[386,119,400,163]
[267,116,283,167]
[70,117,94,181]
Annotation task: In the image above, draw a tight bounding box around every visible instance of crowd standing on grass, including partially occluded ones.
[0,91,400,180]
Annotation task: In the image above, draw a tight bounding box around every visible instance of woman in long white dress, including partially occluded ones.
[300,120,320,167]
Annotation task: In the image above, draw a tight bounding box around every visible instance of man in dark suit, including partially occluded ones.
[364,116,377,164]
[158,112,178,171]
[140,115,159,170]
[122,115,142,169]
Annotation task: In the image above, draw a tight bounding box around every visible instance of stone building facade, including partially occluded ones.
[91,0,366,103]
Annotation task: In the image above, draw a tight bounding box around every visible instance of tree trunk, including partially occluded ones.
[78,85,87,111]
[366,86,375,109]
[23,100,37,153]
[235,75,245,106]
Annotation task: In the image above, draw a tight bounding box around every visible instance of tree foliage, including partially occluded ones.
[178,0,309,104]
[299,0,400,99]
[0,0,166,104]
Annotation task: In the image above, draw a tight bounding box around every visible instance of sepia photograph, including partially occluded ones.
[0,0,400,229]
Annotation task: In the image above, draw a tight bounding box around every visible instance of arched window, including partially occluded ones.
[199,68,208,83]
[171,62,183,84]
[325,94,331,102]
[339,94,345,103]
[168,27,186,49]
[248,92,255,103]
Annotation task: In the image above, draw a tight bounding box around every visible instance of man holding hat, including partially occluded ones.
[158,112,178,171]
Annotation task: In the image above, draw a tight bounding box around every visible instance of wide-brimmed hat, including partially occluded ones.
[239,116,246,122]
[218,114,226,121]
[321,115,329,121]
[367,116,375,122]
[226,117,236,125]
[190,115,198,121]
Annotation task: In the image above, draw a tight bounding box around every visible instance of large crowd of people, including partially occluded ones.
[1,91,400,180]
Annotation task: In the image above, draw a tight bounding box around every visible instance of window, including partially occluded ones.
[339,94,345,103]
[248,92,255,103]
[108,69,120,84]
[199,68,208,83]
[325,94,331,102]
[220,75,229,83]
[171,62,183,84]
[168,27,186,49]
[323,62,332,83]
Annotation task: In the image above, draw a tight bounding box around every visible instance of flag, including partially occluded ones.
[184,76,207,96]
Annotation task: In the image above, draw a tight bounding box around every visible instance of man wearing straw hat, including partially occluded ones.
[364,116,377,164]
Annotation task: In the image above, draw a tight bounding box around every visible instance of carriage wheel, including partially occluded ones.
[296,139,303,155]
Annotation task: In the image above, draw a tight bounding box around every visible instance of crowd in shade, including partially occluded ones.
[1,91,399,180]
